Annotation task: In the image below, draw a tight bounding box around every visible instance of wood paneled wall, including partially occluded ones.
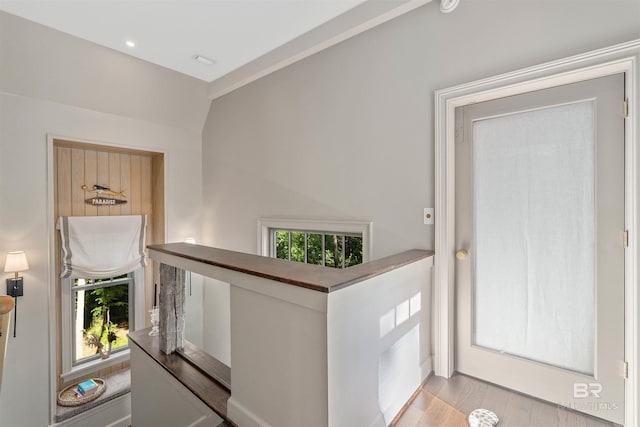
[53,139,164,389]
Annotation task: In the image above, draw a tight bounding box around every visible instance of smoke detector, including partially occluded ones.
[440,0,460,13]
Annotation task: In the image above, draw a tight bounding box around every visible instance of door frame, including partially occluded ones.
[434,39,640,426]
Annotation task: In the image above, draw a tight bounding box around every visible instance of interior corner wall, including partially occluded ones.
[201,0,640,260]
[0,14,206,426]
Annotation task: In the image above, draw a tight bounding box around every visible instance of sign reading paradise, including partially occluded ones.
[86,197,128,206]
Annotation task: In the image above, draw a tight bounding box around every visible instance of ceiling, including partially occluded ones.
[0,0,369,82]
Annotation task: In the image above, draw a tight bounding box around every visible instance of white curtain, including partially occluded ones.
[58,215,147,279]
[473,101,595,375]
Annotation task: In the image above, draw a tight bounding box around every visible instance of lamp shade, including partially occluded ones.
[4,251,29,273]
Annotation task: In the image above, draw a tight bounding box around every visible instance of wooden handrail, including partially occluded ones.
[148,243,433,293]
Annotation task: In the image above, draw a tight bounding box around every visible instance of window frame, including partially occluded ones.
[71,274,134,366]
[271,229,364,268]
[60,269,145,383]
[258,218,372,264]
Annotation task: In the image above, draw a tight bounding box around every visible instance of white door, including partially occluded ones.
[455,74,626,424]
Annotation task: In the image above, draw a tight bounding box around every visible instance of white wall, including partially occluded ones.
[0,12,208,426]
[201,0,640,259]
[131,344,222,427]
[228,282,329,427]
[202,277,231,366]
[327,258,432,426]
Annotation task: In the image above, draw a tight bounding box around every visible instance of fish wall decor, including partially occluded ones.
[81,184,128,205]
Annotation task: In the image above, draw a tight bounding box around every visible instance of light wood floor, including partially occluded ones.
[392,373,620,427]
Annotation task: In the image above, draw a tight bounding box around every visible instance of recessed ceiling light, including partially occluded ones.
[193,54,215,66]
[125,40,136,48]
[440,0,460,13]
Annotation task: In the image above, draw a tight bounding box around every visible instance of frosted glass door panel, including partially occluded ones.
[472,101,595,375]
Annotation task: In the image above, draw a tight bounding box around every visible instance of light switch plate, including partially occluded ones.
[424,208,434,225]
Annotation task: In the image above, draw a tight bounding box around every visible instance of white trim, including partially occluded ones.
[46,134,167,424]
[257,217,373,263]
[47,133,165,156]
[227,397,274,427]
[133,269,145,333]
[60,350,130,384]
[420,355,433,380]
[49,392,131,427]
[366,413,385,427]
[185,415,210,427]
[207,0,431,100]
[105,414,132,427]
[433,39,640,426]
[47,134,57,425]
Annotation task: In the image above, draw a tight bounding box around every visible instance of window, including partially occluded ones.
[273,230,363,268]
[258,218,372,267]
[71,274,134,365]
[61,269,144,382]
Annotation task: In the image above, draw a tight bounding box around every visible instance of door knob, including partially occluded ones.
[456,249,468,260]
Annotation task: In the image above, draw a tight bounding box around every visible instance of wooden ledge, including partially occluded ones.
[128,329,234,425]
[55,368,131,423]
[148,243,434,293]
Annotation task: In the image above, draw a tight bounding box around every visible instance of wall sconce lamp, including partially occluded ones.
[4,251,29,338]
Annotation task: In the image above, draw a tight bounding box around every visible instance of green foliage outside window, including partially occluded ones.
[275,230,363,268]
[74,276,131,361]
[88,285,128,347]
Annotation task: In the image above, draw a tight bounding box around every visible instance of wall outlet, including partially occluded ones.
[424,208,434,225]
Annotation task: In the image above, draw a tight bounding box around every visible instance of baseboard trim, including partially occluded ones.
[421,356,433,379]
[389,360,434,427]
[227,397,273,427]
[105,414,131,427]
[367,412,386,427]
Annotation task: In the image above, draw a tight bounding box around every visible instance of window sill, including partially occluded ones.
[61,349,130,384]
[55,367,131,425]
